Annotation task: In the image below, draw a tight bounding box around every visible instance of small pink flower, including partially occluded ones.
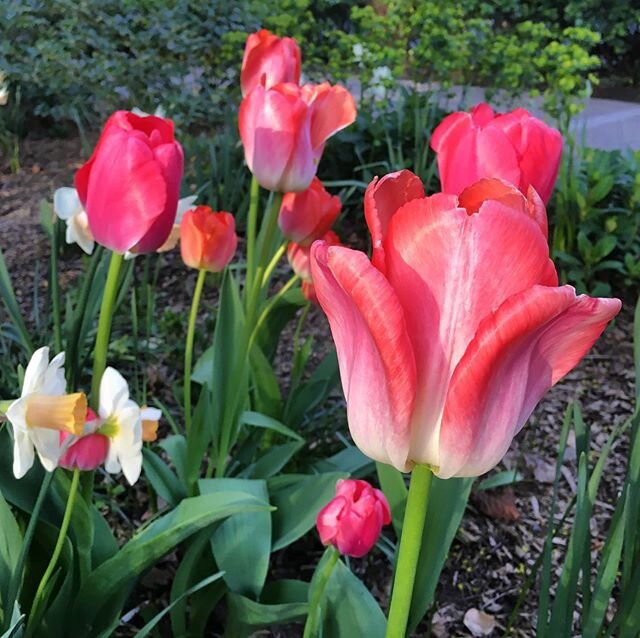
[316,479,391,558]
[59,408,109,471]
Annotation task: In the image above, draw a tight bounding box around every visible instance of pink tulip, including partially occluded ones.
[310,171,621,477]
[241,29,301,97]
[288,230,340,304]
[279,177,342,246]
[59,408,109,471]
[75,111,184,253]
[180,206,238,272]
[431,103,563,203]
[316,479,391,558]
[239,82,357,192]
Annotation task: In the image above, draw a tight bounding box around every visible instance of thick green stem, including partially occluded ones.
[303,546,340,638]
[386,465,432,638]
[50,220,62,353]
[90,251,124,410]
[3,471,54,632]
[184,269,206,436]
[27,469,80,636]
[261,241,286,289]
[245,176,260,308]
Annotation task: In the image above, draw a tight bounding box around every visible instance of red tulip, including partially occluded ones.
[288,230,340,304]
[316,479,391,558]
[75,111,184,254]
[59,409,109,471]
[279,177,342,246]
[241,29,301,97]
[239,82,357,192]
[431,103,563,204]
[180,206,238,272]
[310,171,621,477]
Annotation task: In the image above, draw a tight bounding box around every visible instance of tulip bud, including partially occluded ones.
[75,110,184,254]
[279,178,342,246]
[59,408,109,471]
[316,479,391,558]
[241,29,301,97]
[180,206,238,272]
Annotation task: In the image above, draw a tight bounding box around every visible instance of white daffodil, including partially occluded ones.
[6,347,86,478]
[98,367,143,485]
[53,187,95,255]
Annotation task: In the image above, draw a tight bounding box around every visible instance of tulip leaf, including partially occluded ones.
[199,478,271,598]
[0,603,24,638]
[249,343,283,418]
[142,447,187,507]
[269,472,347,552]
[408,475,473,633]
[71,491,270,637]
[0,248,33,354]
[225,579,309,636]
[159,434,188,486]
[319,554,386,637]
[239,410,304,442]
[314,446,373,477]
[0,492,21,616]
[376,462,407,537]
[239,441,304,480]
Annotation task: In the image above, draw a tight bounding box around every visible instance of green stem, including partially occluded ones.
[386,465,432,638]
[184,269,206,436]
[245,176,260,308]
[303,546,340,638]
[261,241,287,289]
[2,471,54,632]
[50,220,62,353]
[27,469,80,635]
[256,192,283,272]
[90,251,124,410]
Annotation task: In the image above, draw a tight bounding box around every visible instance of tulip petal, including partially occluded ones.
[309,83,357,150]
[310,242,416,470]
[85,131,168,253]
[384,197,557,467]
[364,170,426,272]
[438,286,621,478]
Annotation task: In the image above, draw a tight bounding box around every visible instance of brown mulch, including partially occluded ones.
[1,136,637,637]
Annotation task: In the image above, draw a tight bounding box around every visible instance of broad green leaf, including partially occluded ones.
[71,491,270,636]
[476,469,524,491]
[321,555,386,637]
[0,249,32,354]
[225,579,308,636]
[314,446,373,477]
[0,603,23,638]
[240,410,303,442]
[255,287,306,361]
[0,492,21,615]
[199,478,271,598]
[376,463,407,537]
[90,507,118,569]
[142,448,186,507]
[159,435,188,486]
[408,476,473,633]
[186,386,213,489]
[239,441,304,479]
[269,472,346,552]
[249,343,282,418]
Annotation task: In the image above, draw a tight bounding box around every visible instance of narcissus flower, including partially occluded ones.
[279,177,342,246]
[98,367,143,485]
[54,187,95,255]
[431,104,563,204]
[141,406,162,442]
[75,110,184,254]
[59,408,109,471]
[310,171,621,478]
[241,29,301,97]
[288,230,341,304]
[180,206,238,272]
[316,479,391,558]
[239,82,357,192]
[6,348,87,478]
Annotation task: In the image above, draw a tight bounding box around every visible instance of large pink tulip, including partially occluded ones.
[316,479,391,558]
[75,111,184,254]
[310,171,621,478]
[241,29,301,97]
[431,103,563,204]
[239,82,357,193]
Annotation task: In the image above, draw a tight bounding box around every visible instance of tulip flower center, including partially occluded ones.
[25,393,87,436]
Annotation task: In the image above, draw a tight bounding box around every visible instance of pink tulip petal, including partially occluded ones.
[310,242,417,470]
[364,170,426,272]
[384,197,557,467]
[439,286,621,478]
[85,131,167,253]
[309,84,357,150]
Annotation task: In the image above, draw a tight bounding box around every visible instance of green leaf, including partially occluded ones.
[408,476,473,633]
[142,448,187,507]
[239,410,303,442]
[0,603,23,638]
[226,580,309,636]
[0,492,21,615]
[239,441,304,479]
[588,174,614,204]
[137,571,224,638]
[186,385,213,489]
[199,478,271,598]
[0,248,32,354]
[71,491,270,636]
[376,462,407,537]
[314,446,374,477]
[476,469,524,491]
[159,435,188,486]
[321,557,386,637]
[249,343,283,418]
[269,472,347,552]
